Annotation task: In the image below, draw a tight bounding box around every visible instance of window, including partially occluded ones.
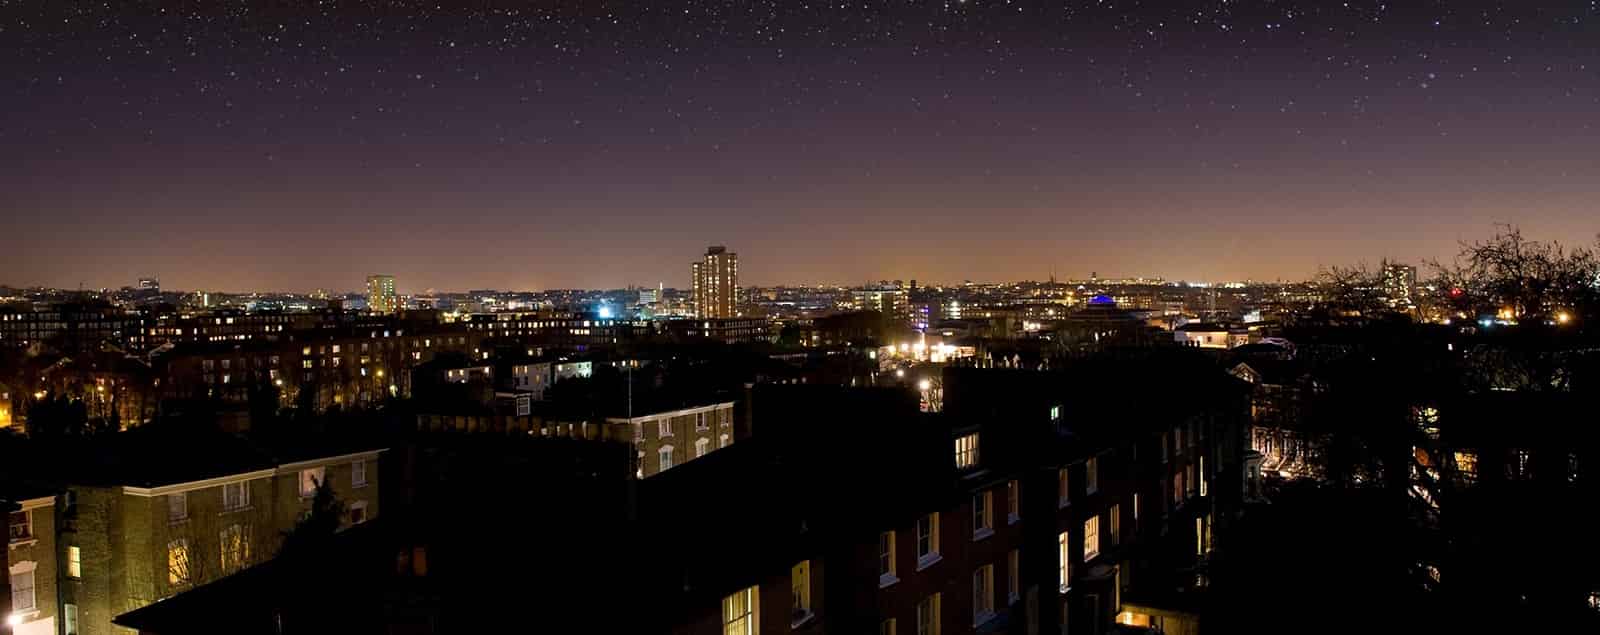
[791,560,813,622]
[1173,471,1185,504]
[1051,405,1061,421]
[352,460,368,487]
[1195,517,1205,556]
[8,510,31,542]
[659,445,674,471]
[1085,457,1099,494]
[224,481,251,510]
[1454,451,1478,484]
[1160,434,1169,463]
[1510,449,1531,480]
[658,419,672,438]
[880,619,897,635]
[955,433,979,469]
[168,492,188,521]
[695,437,710,458]
[1083,516,1100,561]
[168,539,191,586]
[350,501,369,524]
[1133,493,1140,522]
[10,567,35,612]
[720,433,731,449]
[220,524,252,572]
[879,531,899,585]
[67,545,82,578]
[723,586,759,635]
[973,491,994,539]
[916,513,941,568]
[65,603,79,635]
[916,593,941,635]
[1199,457,1208,497]
[1109,504,1122,546]
[1057,531,1071,593]
[1006,479,1020,523]
[1058,467,1070,507]
[1008,549,1020,603]
[973,565,995,624]
[299,467,325,497]
[696,412,709,430]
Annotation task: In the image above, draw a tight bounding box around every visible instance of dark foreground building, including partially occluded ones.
[110,358,1248,634]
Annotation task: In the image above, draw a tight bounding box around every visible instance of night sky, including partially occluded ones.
[4,2,1599,292]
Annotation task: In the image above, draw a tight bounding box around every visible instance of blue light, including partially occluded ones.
[598,306,614,319]
[1089,294,1115,305]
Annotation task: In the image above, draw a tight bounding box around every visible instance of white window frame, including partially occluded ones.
[720,433,731,448]
[657,418,672,438]
[955,433,979,469]
[917,593,941,635]
[168,538,191,586]
[223,480,251,511]
[10,564,37,613]
[916,513,942,569]
[352,459,369,488]
[67,545,82,579]
[1083,515,1100,561]
[722,586,759,635]
[350,500,370,524]
[973,491,994,540]
[696,411,709,431]
[695,437,710,458]
[168,492,188,522]
[1057,531,1071,593]
[973,564,995,625]
[659,445,675,471]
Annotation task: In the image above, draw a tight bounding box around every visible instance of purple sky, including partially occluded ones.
[3,2,1598,293]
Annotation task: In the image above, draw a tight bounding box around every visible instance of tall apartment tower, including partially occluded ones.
[691,246,738,318]
[366,274,398,314]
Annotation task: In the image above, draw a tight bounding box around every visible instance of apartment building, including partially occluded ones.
[607,401,737,478]
[6,491,59,635]
[5,428,385,635]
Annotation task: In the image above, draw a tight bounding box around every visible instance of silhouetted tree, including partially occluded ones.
[1428,225,1600,323]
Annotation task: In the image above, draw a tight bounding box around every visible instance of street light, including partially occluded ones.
[918,379,932,391]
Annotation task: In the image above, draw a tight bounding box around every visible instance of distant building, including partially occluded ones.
[137,278,160,292]
[853,283,910,324]
[606,401,737,478]
[366,275,398,315]
[638,283,662,307]
[691,246,738,318]
[1383,263,1417,309]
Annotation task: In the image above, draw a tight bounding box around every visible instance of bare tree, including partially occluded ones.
[1427,225,1600,323]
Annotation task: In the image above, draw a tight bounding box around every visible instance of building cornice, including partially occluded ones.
[122,468,278,497]
[604,401,735,424]
[274,448,385,474]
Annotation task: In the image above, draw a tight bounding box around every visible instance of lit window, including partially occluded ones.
[1006,479,1020,523]
[720,433,731,448]
[917,513,941,567]
[1199,457,1208,496]
[879,531,898,585]
[916,593,942,635]
[791,560,813,621]
[67,545,82,578]
[723,586,759,635]
[167,538,191,585]
[1083,516,1100,561]
[973,564,995,624]
[1058,467,1070,507]
[1051,405,1061,421]
[223,481,250,511]
[1109,504,1122,546]
[880,618,897,635]
[1453,451,1478,484]
[955,433,979,469]
[299,467,325,497]
[220,524,252,572]
[695,437,710,458]
[1057,531,1071,592]
[973,490,993,538]
[1085,457,1099,494]
[352,460,368,487]
[65,603,79,635]
[1509,449,1531,480]
[659,445,674,471]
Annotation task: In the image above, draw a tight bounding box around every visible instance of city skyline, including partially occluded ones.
[6,3,1600,290]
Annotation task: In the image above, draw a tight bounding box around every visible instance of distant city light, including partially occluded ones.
[917,379,932,391]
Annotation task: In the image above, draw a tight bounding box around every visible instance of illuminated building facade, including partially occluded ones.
[366,275,398,315]
[691,246,739,319]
